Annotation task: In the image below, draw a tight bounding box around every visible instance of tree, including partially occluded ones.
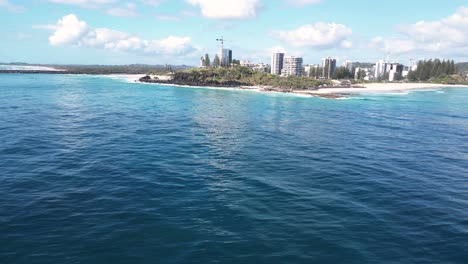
[331,66,353,80]
[407,58,458,82]
[232,59,241,65]
[204,54,211,67]
[213,54,220,68]
[356,69,366,80]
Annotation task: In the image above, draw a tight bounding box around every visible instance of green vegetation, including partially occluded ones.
[173,66,331,89]
[213,55,221,68]
[430,74,468,85]
[455,62,468,73]
[204,54,211,67]
[408,59,456,82]
[331,66,353,80]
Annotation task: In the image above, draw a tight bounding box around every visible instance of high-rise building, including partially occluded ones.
[271,52,285,75]
[375,60,388,80]
[388,63,404,81]
[281,56,303,77]
[220,49,232,66]
[322,57,337,79]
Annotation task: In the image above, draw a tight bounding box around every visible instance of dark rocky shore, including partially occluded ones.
[138,74,251,88]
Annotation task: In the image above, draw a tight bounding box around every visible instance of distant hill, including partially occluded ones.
[456,62,468,73]
[352,62,374,68]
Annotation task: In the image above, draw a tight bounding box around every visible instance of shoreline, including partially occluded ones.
[135,75,468,98]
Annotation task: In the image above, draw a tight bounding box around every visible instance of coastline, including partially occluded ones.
[134,74,468,98]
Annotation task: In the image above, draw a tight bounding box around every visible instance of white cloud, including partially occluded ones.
[48,0,115,8]
[272,23,353,49]
[106,3,138,17]
[41,14,195,55]
[0,0,25,12]
[185,0,261,19]
[49,14,90,46]
[372,6,468,57]
[286,0,321,7]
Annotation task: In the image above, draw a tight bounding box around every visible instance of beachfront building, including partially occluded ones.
[240,61,271,73]
[375,60,388,80]
[388,63,404,81]
[220,49,232,66]
[252,63,271,73]
[240,60,254,67]
[271,52,285,75]
[281,56,303,77]
[322,57,337,79]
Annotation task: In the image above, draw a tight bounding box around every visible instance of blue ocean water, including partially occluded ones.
[1,74,468,264]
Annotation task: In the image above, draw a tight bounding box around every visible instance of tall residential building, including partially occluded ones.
[281,56,303,77]
[271,52,285,75]
[220,48,232,66]
[388,63,404,81]
[322,57,337,79]
[375,60,388,80]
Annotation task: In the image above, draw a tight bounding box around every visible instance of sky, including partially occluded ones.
[1,0,468,65]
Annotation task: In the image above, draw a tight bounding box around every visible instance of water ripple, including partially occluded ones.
[1,74,468,263]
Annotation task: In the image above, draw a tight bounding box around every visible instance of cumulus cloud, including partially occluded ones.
[372,6,468,57]
[49,14,89,46]
[185,0,261,19]
[41,14,195,55]
[272,23,353,49]
[0,0,25,12]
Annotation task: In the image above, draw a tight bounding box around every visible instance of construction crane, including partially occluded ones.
[216,36,228,51]
[216,36,229,66]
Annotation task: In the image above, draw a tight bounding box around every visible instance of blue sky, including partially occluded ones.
[1,0,468,65]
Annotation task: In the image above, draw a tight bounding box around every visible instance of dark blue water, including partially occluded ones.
[1,74,468,263]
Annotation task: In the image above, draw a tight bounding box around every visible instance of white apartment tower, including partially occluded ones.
[375,60,388,80]
[271,52,285,75]
[281,56,303,77]
[322,57,337,79]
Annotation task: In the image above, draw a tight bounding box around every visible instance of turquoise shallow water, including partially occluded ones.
[1,74,468,263]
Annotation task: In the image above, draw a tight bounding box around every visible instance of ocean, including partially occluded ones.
[1,74,467,263]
